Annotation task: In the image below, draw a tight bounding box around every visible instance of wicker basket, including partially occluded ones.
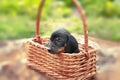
[24,0,96,80]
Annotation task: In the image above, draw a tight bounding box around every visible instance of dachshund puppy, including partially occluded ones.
[45,28,80,54]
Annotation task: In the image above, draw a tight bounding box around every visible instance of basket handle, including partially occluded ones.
[35,0,89,57]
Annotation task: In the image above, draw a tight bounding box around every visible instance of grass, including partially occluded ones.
[87,17,120,41]
[0,15,35,40]
[0,15,120,41]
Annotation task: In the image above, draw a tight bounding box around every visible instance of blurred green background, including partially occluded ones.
[0,0,120,41]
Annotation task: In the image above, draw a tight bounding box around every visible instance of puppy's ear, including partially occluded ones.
[65,35,80,53]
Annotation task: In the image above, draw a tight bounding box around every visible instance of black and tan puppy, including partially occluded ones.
[46,28,80,54]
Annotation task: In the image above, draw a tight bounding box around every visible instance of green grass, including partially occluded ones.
[0,15,120,41]
[0,15,35,40]
[87,17,120,41]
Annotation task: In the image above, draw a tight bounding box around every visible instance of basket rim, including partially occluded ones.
[26,38,96,57]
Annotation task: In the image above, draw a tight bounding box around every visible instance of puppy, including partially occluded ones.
[45,28,80,54]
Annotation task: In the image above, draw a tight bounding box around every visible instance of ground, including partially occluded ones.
[0,35,120,80]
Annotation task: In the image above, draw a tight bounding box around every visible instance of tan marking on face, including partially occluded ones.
[58,47,65,53]
[58,44,66,53]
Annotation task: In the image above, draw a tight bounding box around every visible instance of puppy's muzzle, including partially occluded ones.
[47,48,51,53]
[45,42,64,54]
[45,42,51,52]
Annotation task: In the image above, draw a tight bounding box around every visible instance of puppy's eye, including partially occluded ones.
[55,37,62,42]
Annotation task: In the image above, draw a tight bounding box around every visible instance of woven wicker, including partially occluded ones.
[24,0,96,80]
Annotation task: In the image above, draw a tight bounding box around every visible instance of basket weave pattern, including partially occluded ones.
[24,0,96,80]
[25,38,96,80]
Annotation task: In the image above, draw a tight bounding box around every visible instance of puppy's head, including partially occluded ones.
[46,28,80,54]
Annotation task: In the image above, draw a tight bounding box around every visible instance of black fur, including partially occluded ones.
[45,28,80,54]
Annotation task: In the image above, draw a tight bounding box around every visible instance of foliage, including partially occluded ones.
[87,17,120,41]
[65,0,120,17]
[0,0,120,41]
[0,15,120,41]
[0,15,35,40]
[1,0,120,18]
[0,0,71,20]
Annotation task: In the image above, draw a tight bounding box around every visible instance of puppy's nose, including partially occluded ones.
[45,45,51,53]
[48,48,51,52]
